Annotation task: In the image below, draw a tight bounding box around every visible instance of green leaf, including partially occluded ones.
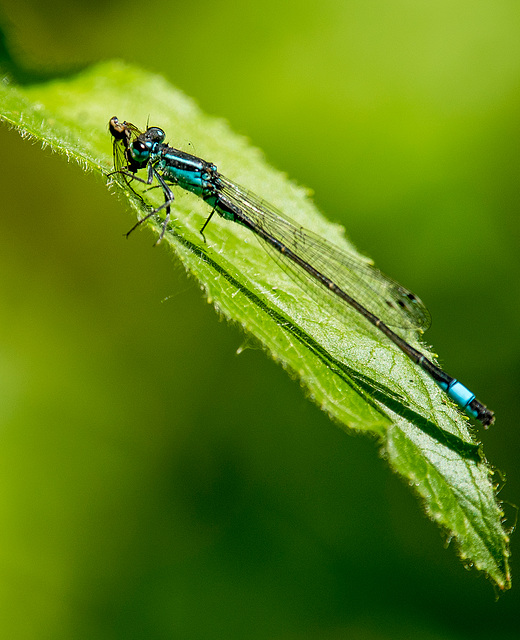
[0,59,511,590]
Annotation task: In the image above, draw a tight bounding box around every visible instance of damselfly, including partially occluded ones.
[108,116,494,427]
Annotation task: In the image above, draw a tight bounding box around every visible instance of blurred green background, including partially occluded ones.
[1,0,519,638]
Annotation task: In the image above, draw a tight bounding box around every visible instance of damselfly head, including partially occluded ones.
[143,127,166,144]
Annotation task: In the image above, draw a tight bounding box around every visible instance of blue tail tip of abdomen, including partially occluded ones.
[437,379,495,427]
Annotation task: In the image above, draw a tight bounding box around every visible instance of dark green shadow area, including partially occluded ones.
[0,17,87,84]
